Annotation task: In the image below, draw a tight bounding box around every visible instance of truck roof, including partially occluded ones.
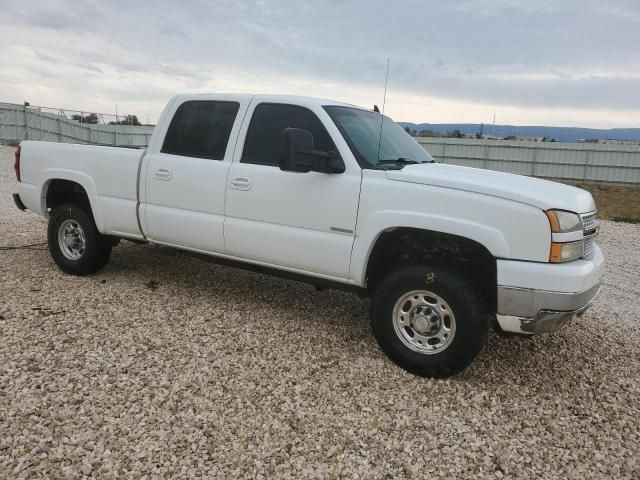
[170,93,365,110]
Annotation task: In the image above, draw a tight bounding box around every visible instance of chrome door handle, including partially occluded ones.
[154,168,172,181]
[230,177,252,190]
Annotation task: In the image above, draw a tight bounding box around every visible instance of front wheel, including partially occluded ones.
[371,266,488,378]
[48,203,112,275]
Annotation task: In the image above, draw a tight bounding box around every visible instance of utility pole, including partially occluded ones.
[23,101,30,140]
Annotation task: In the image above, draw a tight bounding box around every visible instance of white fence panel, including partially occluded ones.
[3,100,639,183]
[0,102,154,147]
[416,138,640,184]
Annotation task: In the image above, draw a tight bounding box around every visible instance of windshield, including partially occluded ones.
[324,106,434,168]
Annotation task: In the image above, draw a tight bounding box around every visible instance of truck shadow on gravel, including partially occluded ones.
[100,242,626,390]
[105,242,374,339]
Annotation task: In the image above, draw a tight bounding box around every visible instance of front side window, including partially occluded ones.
[162,100,240,160]
[242,103,336,166]
[324,106,434,169]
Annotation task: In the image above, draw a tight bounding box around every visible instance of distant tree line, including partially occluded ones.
[405,127,557,142]
[109,115,142,126]
[71,113,142,126]
[71,113,99,124]
[404,127,463,138]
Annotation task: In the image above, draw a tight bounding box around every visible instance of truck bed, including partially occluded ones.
[18,141,146,238]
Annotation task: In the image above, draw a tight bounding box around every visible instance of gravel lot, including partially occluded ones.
[1,146,639,478]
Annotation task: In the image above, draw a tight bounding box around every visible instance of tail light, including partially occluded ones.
[14,146,21,182]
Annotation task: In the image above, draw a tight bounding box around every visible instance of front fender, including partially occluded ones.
[350,211,510,286]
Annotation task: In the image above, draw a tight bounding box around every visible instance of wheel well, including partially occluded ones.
[365,228,497,313]
[45,179,91,214]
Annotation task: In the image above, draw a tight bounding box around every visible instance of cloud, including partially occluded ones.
[1,0,639,127]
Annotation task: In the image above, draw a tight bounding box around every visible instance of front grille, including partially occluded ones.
[581,212,598,233]
[583,237,595,260]
[581,211,598,260]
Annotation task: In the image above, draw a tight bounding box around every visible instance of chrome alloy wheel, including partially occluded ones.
[57,219,87,260]
[392,290,456,354]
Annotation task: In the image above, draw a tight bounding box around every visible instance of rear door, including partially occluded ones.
[224,99,361,279]
[141,96,250,253]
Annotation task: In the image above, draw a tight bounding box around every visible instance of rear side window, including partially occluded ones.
[162,101,240,160]
[241,103,335,166]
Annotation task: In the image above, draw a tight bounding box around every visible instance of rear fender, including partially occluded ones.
[40,169,104,232]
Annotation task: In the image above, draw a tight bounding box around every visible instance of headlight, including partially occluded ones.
[549,240,583,263]
[545,209,582,233]
[545,209,583,262]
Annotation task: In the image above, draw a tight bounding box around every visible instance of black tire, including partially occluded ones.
[48,203,112,275]
[370,266,488,378]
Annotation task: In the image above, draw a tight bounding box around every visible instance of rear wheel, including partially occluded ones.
[48,203,112,275]
[371,266,488,378]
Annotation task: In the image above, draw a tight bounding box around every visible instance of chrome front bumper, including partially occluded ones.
[495,283,601,334]
[496,243,604,335]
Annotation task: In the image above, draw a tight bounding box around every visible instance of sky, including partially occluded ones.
[1,0,639,128]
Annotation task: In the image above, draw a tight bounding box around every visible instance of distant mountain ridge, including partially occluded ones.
[398,122,640,143]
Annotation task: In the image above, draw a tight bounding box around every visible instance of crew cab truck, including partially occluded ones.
[12,94,604,377]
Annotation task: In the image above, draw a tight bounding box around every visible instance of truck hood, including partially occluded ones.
[386,163,596,213]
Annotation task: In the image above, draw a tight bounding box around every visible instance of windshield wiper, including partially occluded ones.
[375,157,428,169]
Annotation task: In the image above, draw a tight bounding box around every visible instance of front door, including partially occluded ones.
[142,98,247,253]
[224,100,361,279]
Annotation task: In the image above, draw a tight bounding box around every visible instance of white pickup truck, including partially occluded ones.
[12,93,604,377]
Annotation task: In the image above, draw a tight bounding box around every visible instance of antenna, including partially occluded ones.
[381,58,390,115]
[377,58,391,162]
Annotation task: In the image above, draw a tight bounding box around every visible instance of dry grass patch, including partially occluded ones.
[571,182,640,222]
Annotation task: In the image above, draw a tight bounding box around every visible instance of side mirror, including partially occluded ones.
[280,128,345,174]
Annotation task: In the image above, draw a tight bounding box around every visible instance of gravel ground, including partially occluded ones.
[1,146,639,479]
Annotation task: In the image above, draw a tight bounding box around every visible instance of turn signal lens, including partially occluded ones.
[549,240,583,263]
[546,209,582,233]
